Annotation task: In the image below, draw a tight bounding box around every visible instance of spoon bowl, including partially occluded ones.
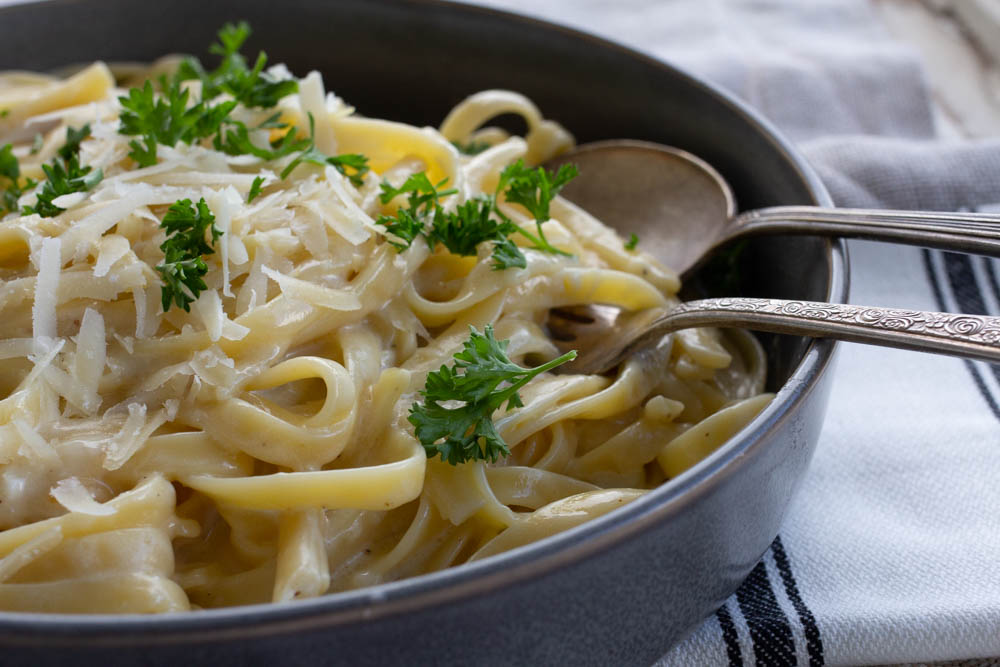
[546,140,1000,282]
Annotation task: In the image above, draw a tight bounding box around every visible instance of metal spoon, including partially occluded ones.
[542,140,1000,374]
[546,139,1000,281]
[548,299,1000,375]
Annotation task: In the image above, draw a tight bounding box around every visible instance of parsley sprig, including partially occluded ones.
[409,325,576,465]
[175,21,297,110]
[22,124,103,218]
[118,79,237,167]
[155,198,223,312]
[247,175,265,203]
[451,139,490,155]
[496,160,576,257]
[428,198,524,269]
[0,143,27,215]
[276,113,370,184]
[376,160,578,270]
[117,22,368,185]
[376,172,456,250]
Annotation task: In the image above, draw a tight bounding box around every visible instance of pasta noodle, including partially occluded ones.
[0,48,770,613]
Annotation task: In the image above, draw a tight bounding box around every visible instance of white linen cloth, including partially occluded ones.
[464,1,1000,664]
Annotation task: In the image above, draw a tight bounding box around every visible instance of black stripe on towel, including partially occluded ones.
[922,249,1000,421]
[772,536,824,666]
[715,604,744,667]
[735,559,796,666]
[944,252,1000,393]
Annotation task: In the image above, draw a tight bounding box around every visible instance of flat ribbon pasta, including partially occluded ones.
[0,48,771,614]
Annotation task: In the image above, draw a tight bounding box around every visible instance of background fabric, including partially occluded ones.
[464,1,1000,664]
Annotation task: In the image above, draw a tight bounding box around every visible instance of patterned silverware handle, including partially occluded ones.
[657,298,1000,363]
[732,206,1000,256]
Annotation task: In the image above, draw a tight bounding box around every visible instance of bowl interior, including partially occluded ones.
[0,0,844,658]
[3,0,835,389]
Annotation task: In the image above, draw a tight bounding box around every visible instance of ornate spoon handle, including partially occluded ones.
[662,298,1000,362]
[572,298,1000,375]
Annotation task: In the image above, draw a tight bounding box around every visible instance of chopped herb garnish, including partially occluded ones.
[118,78,238,167]
[409,325,576,465]
[451,139,490,155]
[22,125,102,218]
[0,109,8,119]
[377,208,425,252]
[155,197,223,312]
[379,172,456,217]
[375,172,455,251]
[625,233,639,251]
[278,113,369,184]
[0,143,23,215]
[496,160,576,257]
[247,175,265,203]
[488,237,527,270]
[376,160,578,269]
[30,133,43,155]
[175,21,298,110]
[427,198,523,270]
[116,23,369,189]
[216,117,304,160]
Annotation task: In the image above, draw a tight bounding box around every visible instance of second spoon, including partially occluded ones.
[546,139,1000,280]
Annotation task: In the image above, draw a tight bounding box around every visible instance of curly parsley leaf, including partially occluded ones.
[278,113,369,185]
[120,22,296,166]
[247,175,265,203]
[155,197,223,312]
[216,117,304,160]
[379,172,456,218]
[498,160,577,223]
[451,139,490,155]
[375,172,456,250]
[375,172,532,268]
[59,125,91,161]
[489,237,527,270]
[22,125,103,218]
[496,160,577,257]
[409,325,576,465]
[428,198,506,256]
[175,21,298,110]
[326,153,371,187]
[427,198,526,269]
[1,143,22,214]
[376,208,425,252]
[118,80,236,166]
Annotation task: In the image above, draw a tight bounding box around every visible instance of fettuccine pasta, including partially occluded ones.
[0,44,770,613]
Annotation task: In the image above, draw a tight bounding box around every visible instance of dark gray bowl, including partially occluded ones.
[0,1,848,664]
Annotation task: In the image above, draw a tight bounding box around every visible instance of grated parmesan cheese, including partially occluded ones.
[299,71,337,156]
[13,418,60,465]
[206,186,244,297]
[31,236,61,347]
[262,266,361,311]
[102,403,167,471]
[192,289,249,342]
[93,234,131,277]
[50,478,116,516]
[74,308,106,413]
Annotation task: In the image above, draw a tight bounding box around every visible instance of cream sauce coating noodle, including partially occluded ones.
[0,61,770,612]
